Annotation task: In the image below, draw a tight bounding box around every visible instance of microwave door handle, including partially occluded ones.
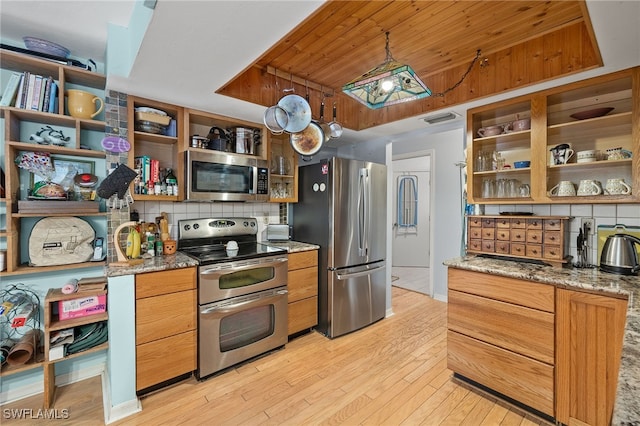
[250,166,257,194]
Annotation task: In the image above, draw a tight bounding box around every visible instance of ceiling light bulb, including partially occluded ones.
[381,79,394,92]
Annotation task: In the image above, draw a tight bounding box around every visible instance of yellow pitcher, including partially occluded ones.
[66,89,104,119]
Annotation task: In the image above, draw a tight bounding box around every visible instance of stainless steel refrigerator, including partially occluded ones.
[292,157,387,338]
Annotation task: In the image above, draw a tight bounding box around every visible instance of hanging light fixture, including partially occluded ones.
[342,31,481,110]
[342,31,430,109]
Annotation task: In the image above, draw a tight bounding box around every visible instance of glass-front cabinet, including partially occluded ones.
[467,66,639,204]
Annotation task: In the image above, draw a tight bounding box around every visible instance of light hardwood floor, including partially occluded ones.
[2,287,550,425]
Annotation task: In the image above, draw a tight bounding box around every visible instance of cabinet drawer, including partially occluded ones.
[448,269,555,312]
[468,240,482,251]
[495,241,510,254]
[468,227,482,239]
[496,218,510,228]
[543,231,561,245]
[136,267,197,299]
[447,331,554,416]
[526,244,543,258]
[526,218,543,229]
[448,290,555,363]
[288,250,318,270]
[288,296,318,335]
[510,218,527,228]
[511,243,526,256]
[496,229,510,240]
[526,230,542,244]
[468,217,482,227]
[510,229,526,242]
[136,290,196,344]
[481,218,495,228]
[481,228,495,240]
[543,245,562,260]
[481,240,495,252]
[136,330,196,391]
[288,266,318,303]
[544,219,562,230]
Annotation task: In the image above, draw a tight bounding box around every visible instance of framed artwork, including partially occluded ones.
[30,157,95,188]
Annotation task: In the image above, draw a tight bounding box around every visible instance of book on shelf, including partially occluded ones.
[134,156,151,194]
[14,71,30,108]
[0,71,21,106]
[25,73,36,110]
[41,77,53,112]
[48,81,58,114]
[30,75,43,111]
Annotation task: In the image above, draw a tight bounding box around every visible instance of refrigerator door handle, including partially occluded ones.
[335,263,385,280]
[358,168,369,257]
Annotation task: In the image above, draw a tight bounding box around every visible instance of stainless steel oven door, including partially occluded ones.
[199,254,288,303]
[198,286,288,378]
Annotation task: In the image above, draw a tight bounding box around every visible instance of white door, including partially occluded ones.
[392,156,431,267]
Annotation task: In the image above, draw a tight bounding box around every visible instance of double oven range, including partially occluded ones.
[178,217,288,379]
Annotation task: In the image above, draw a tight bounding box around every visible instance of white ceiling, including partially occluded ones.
[2,1,639,146]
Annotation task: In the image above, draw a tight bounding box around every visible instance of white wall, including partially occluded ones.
[392,128,465,301]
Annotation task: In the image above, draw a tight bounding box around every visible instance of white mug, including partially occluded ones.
[605,178,632,195]
[548,180,576,197]
[577,179,603,196]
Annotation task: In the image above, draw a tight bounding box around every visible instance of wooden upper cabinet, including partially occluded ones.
[467,66,639,204]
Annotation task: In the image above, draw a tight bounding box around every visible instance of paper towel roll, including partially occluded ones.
[61,279,79,294]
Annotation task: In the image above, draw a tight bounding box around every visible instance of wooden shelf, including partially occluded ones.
[0,261,106,277]
[12,212,107,218]
[133,131,177,145]
[0,352,45,377]
[7,141,106,158]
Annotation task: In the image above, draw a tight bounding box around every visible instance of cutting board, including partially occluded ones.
[597,224,640,265]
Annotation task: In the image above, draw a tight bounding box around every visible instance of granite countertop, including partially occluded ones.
[443,255,640,425]
[106,252,198,277]
[263,240,320,253]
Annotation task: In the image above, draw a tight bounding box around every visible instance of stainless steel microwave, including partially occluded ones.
[185,151,269,202]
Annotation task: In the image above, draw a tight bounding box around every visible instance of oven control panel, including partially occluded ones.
[178,217,257,240]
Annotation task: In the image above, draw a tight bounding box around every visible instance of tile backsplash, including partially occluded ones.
[131,201,281,242]
[484,203,640,267]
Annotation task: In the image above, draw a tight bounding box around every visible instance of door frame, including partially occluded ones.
[391,149,435,297]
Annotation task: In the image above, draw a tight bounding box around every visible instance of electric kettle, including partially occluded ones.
[599,233,640,275]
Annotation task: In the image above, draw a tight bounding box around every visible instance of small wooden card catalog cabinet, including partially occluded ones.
[467,215,571,267]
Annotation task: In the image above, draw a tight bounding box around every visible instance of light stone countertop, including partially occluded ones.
[443,255,639,425]
[106,252,199,277]
[262,240,320,253]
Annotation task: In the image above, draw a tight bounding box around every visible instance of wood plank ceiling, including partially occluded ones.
[218,0,602,132]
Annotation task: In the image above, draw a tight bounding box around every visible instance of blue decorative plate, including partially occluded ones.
[23,36,70,58]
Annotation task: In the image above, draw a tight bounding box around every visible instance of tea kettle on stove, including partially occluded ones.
[600,233,640,275]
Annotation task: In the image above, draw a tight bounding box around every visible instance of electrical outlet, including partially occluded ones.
[581,217,595,235]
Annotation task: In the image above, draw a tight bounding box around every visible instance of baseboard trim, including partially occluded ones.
[102,370,141,424]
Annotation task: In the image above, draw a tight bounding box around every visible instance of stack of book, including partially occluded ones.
[0,71,58,112]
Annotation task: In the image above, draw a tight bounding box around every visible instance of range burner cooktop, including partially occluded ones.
[177,217,286,265]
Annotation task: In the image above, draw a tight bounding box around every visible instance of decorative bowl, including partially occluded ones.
[513,161,531,169]
[570,107,614,120]
[23,36,70,58]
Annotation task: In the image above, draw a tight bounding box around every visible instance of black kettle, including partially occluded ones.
[206,126,229,152]
[600,233,640,275]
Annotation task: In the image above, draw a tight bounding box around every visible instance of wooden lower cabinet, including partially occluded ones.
[287,250,318,335]
[448,268,629,425]
[556,289,628,426]
[447,331,555,416]
[447,268,555,416]
[135,267,197,392]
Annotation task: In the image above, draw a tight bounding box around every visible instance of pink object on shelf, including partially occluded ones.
[58,295,106,320]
